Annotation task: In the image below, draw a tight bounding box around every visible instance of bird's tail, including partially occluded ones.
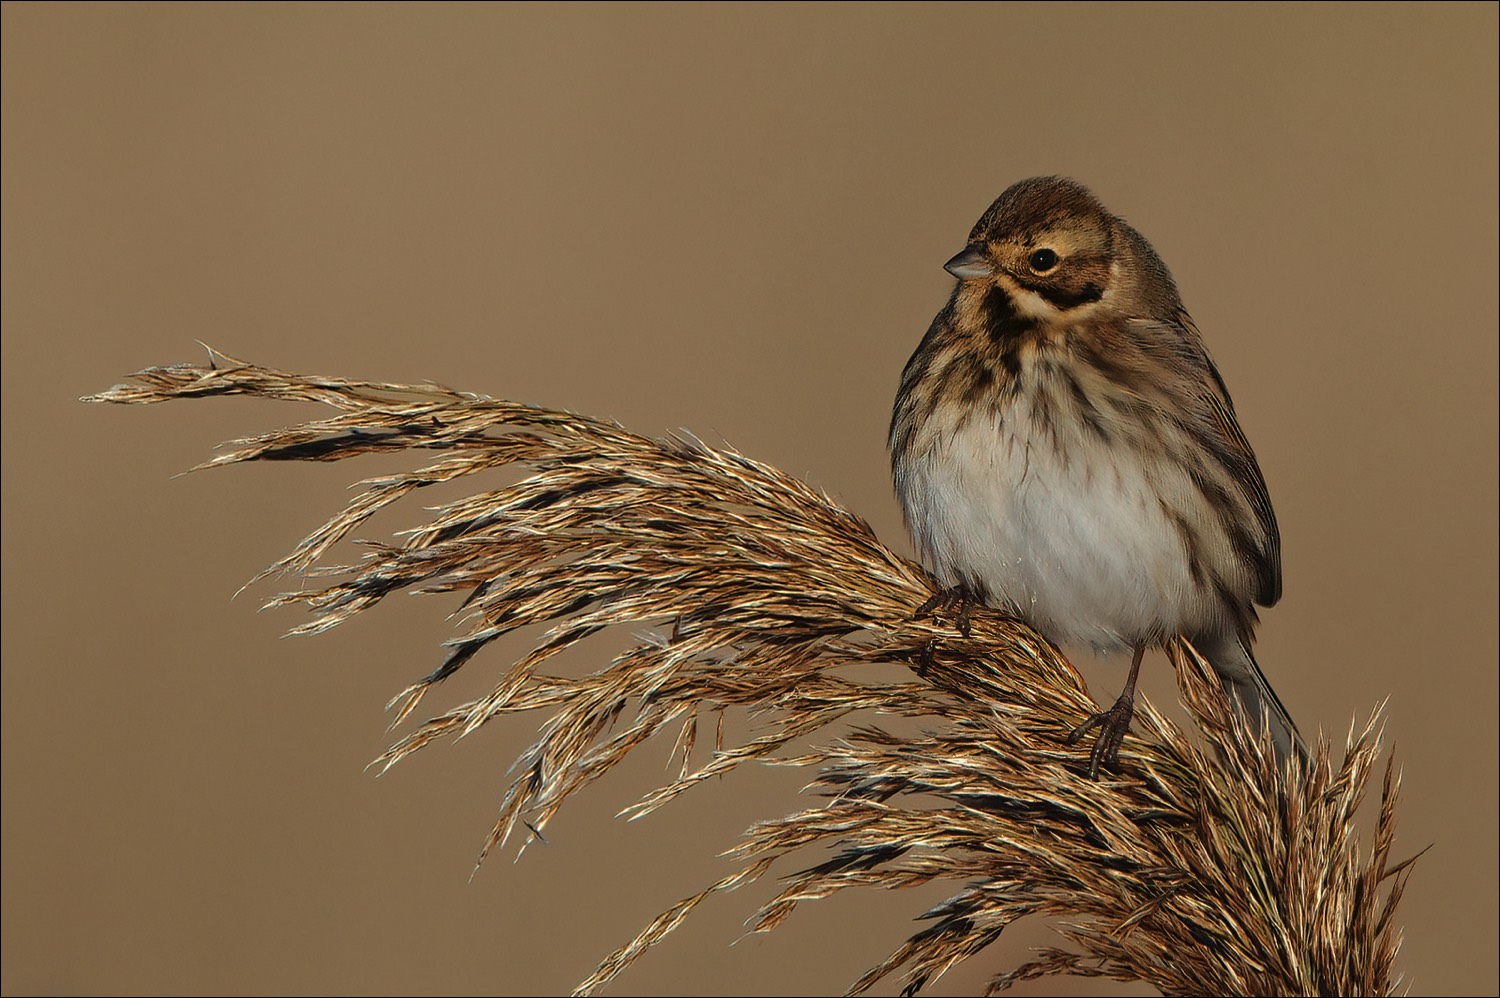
[1205,637,1307,766]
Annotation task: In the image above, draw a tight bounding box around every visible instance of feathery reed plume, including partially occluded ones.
[85,350,1415,996]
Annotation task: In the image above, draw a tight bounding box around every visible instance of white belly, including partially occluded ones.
[897,405,1212,653]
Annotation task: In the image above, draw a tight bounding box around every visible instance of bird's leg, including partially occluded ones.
[914,584,977,638]
[1066,644,1146,779]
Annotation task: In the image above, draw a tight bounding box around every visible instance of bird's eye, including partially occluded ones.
[1029,248,1059,272]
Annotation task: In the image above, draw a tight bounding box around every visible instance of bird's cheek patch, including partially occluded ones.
[996,275,1062,320]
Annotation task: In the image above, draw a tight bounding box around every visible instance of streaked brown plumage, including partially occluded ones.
[890,176,1304,775]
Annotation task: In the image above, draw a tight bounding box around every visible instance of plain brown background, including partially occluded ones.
[3,4,1496,996]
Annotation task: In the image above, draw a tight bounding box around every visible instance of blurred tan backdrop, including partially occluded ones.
[3,4,1496,996]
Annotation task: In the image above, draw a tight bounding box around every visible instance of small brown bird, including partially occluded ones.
[890,177,1304,776]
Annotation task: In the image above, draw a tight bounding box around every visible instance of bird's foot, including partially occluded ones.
[914,585,977,637]
[1065,691,1136,780]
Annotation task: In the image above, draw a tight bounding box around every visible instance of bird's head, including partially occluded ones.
[945,177,1180,323]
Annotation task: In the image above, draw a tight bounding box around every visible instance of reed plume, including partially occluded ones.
[85,350,1415,996]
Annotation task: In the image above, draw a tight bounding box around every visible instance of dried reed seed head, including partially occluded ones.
[86,355,1414,996]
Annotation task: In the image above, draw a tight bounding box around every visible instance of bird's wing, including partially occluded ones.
[1172,312,1282,608]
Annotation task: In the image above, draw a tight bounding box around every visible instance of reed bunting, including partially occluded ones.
[890,177,1304,776]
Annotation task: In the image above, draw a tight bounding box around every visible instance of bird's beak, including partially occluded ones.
[943,246,994,280]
